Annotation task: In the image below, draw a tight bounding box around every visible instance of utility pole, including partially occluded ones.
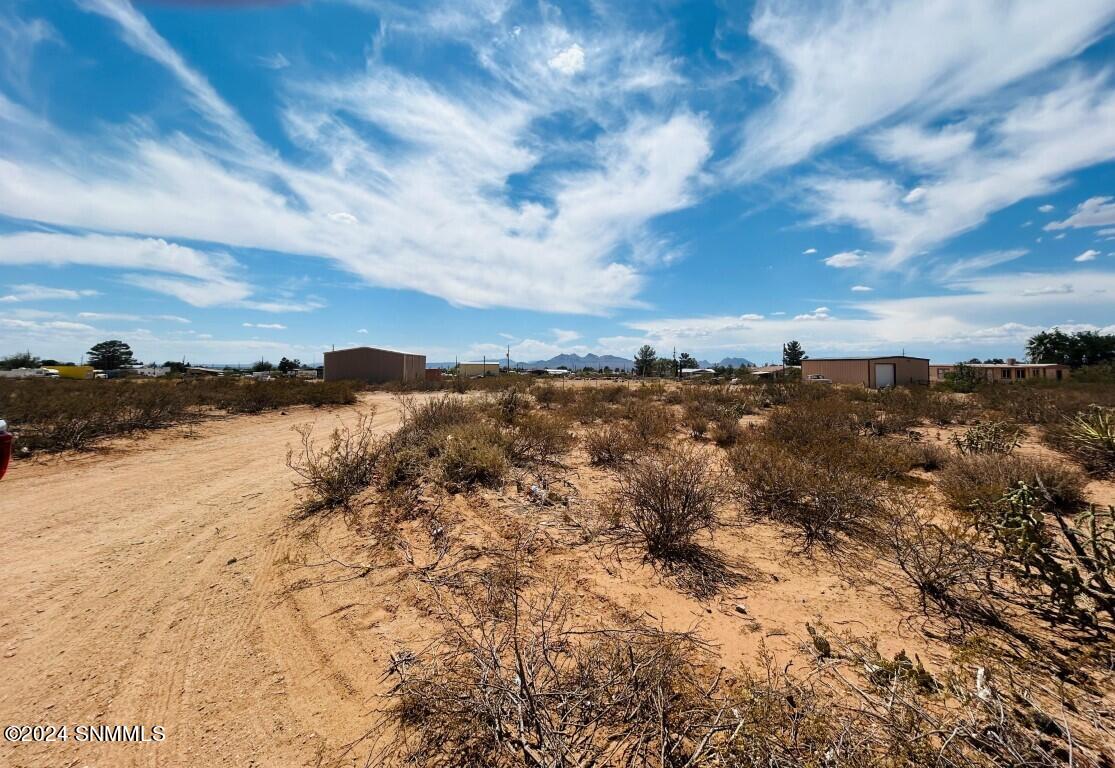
[506,344,511,373]
[673,346,678,380]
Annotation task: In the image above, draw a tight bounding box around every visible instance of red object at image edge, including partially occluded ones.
[0,432,11,480]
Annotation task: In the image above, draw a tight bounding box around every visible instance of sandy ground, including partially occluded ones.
[0,394,404,768]
[2,392,1112,767]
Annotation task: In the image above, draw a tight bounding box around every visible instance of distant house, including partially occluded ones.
[324,346,425,384]
[458,361,501,377]
[802,356,929,388]
[680,368,716,378]
[930,359,1069,383]
[748,364,792,380]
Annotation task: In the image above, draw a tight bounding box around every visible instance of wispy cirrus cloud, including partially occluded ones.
[0,283,98,303]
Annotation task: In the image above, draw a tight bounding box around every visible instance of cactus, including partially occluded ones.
[950,422,1021,456]
[987,482,1115,626]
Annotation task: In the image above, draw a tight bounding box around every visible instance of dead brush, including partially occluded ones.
[616,446,721,558]
[624,400,677,445]
[504,411,573,467]
[287,411,380,516]
[938,452,1087,519]
[879,498,994,616]
[436,422,508,491]
[584,423,639,466]
[729,441,883,551]
[377,574,725,768]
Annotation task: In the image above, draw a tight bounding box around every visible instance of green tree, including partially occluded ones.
[86,340,136,370]
[943,363,982,393]
[783,340,805,366]
[0,351,39,370]
[1027,329,1115,367]
[163,361,189,374]
[251,360,274,372]
[678,352,698,370]
[278,357,301,374]
[634,344,657,376]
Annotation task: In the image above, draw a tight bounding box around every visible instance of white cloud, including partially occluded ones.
[0,7,709,315]
[934,249,1027,282]
[257,52,290,70]
[731,0,1115,177]
[356,328,369,334]
[242,322,286,329]
[794,306,831,321]
[0,283,98,302]
[802,247,816,254]
[823,250,866,268]
[1075,249,1099,262]
[1046,196,1115,230]
[851,285,873,292]
[1038,204,1054,213]
[1022,284,1073,296]
[902,186,926,204]
[804,72,1115,268]
[548,43,585,75]
[550,328,581,345]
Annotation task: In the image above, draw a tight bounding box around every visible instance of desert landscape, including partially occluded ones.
[2,375,1113,767]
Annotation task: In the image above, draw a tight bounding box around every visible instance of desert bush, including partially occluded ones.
[287,412,379,515]
[436,422,507,490]
[730,441,883,550]
[880,499,993,614]
[504,411,573,466]
[383,576,1082,768]
[938,453,1087,519]
[584,423,639,466]
[489,388,529,425]
[624,400,676,445]
[681,400,710,438]
[0,377,356,453]
[710,412,743,447]
[950,421,1022,455]
[530,382,574,409]
[618,447,721,557]
[1045,406,1115,476]
[900,439,951,471]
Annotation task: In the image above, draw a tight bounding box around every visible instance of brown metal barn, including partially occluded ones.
[323,346,425,384]
[801,356,929,388]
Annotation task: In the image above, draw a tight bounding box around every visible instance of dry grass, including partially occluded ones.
[286,411,380,516]
[938,452,1088,519]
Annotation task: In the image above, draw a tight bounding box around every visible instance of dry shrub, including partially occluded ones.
[383,576,724,768]
[379,576,1084,768]
[505,411,573,466]
[624,400,676,445]
[1,376,356,453]
[710,412,743,447]
[584,423,639,466]
[1045,406,1115,476]
[681,400,710,438]
[287,411,379,515]
[618,447,720,557]
[901,439,951,471]
[730,441,883,550]
[374,394,478,491]
[938,453,1087,519]
[880,498,993,614]
[437,422,507,491]
[530,382,574,409]
[489,388,529,426]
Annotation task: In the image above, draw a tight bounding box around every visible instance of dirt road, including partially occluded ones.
[0,394,405,768]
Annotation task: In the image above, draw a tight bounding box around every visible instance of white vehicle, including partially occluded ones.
[805,373,832,384]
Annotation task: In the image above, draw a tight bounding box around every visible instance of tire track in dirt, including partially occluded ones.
[0,393,407,768]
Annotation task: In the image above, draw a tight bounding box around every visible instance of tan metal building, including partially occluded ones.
[323,346,425,384]
[801,355,929,388]
[458,361,501,377]
[929,360,1069,383]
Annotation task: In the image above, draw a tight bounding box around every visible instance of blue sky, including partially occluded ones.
[1,0,1114,366]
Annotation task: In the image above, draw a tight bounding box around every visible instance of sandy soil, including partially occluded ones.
[2,392,1112,767]
[0,394,406,768]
